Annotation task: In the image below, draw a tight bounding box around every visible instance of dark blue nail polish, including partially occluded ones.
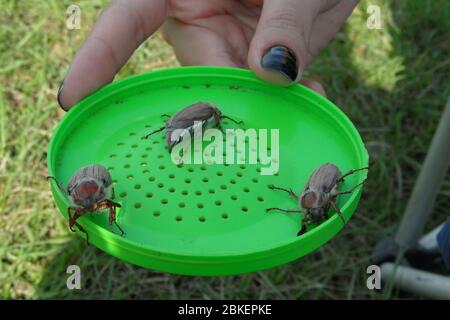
[261,45,298,81]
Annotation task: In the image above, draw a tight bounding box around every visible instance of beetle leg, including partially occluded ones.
[335,179,367,196]
[221,115,243,125]
[87,204,95,218]
[297,215,312,236]
[268,184,298,199]
[105,199,121,208]
[69,208,90,244]
[217,122,225,134]
[67,207,76,232]
[297,226,306,236]
[74,222,89,245]
[337,167,369,182]
[266,208,305,213]
[46,176,67,195]
[110,205,125,236]
[108,206,114,229]
[161,114,171,119]
[330,202,346,224]
[114,221,125,236]
[104,201,125,236]
[113,207,125,236]
[141,126,165,140]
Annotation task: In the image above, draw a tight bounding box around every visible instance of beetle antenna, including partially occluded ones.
[141,126,165,140]
[330,202,346,224]
[222,115,244,125]
[46,176,66,194]
[268,184,298,199]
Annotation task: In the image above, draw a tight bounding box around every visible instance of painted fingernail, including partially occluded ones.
[261,45,299,82]
[57,80,66,111]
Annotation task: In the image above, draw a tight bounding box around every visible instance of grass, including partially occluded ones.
[0,0,449,299]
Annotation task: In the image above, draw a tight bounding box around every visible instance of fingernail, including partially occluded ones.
[261,45,299,82]
[57,80,67,111]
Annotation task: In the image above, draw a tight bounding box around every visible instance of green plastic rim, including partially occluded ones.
[47,66,368,276]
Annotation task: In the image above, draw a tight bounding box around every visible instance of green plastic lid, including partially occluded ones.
[47,66,368,276]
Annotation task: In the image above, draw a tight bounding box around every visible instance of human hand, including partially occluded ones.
[58,0,359,110]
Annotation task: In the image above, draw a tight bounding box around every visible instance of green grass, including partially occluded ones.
[0,0,449,299]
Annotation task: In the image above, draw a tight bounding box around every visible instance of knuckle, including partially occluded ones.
[113,1,149,43]
[265,10,301,31]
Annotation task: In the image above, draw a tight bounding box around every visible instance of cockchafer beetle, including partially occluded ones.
[142,102,243,152]
[47,164,124,243]
[267,163,368,236]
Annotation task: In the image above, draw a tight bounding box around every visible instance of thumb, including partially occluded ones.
[248,0,325,86]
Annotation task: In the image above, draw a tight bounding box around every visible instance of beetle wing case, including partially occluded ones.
[167,102,219,130]
[305,163,341,194]
[165,102,222,151]
[67,164,112,194]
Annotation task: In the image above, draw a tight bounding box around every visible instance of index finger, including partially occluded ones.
[58,0,167,110]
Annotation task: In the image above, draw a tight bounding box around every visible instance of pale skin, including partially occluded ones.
[58,0,360,110]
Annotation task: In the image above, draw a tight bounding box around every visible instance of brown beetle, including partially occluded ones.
[267,163,368,236]
[47,164,124,243]
[142,102,243,152]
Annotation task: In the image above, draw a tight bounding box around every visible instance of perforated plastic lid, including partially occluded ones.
[47,67,368,275]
